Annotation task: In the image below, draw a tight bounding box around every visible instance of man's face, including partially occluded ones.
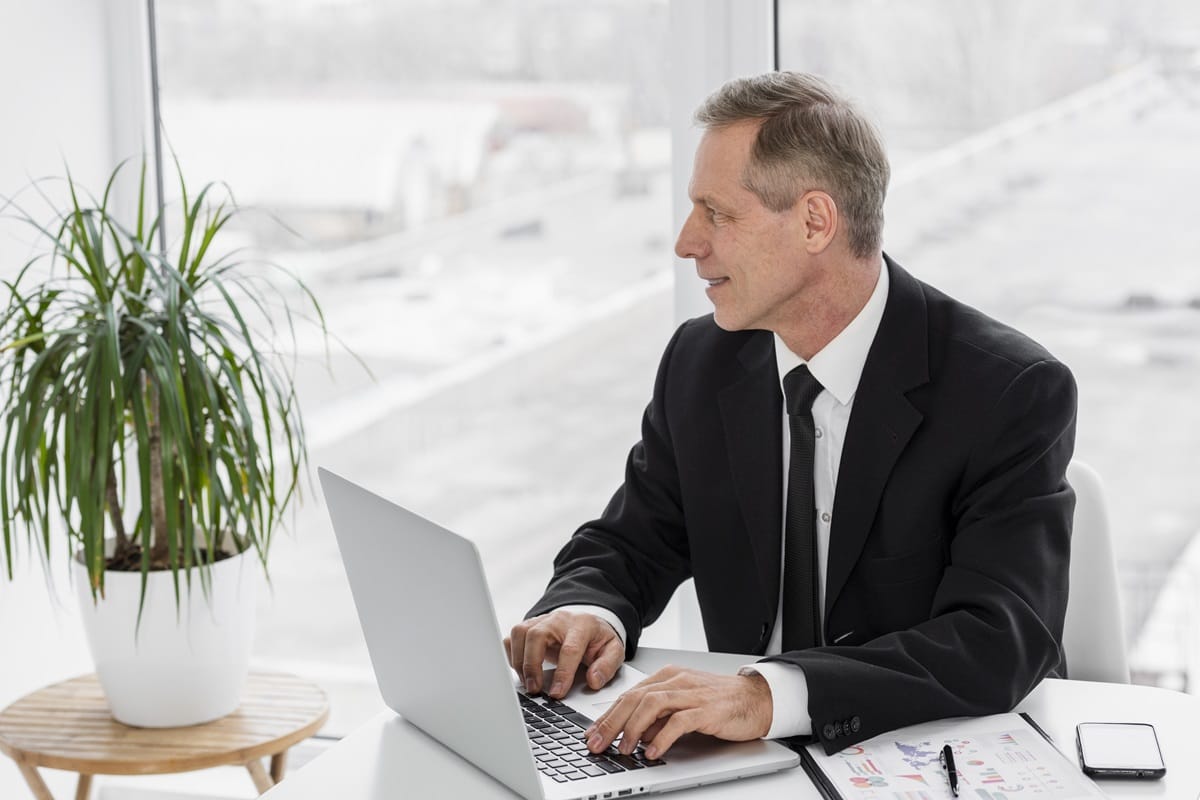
[674,121,811,333]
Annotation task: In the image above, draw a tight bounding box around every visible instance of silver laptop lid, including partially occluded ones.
[318,468,543,800]
[320,468,800,800]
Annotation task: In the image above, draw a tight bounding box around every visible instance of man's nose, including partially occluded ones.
[674,211,709,260]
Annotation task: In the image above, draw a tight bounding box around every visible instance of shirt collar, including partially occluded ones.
[773,261,890,407]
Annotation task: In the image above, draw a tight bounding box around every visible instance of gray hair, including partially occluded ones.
[694,71,889,259]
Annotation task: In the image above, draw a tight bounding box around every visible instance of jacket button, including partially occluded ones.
[822,724,836,741]
[850,716,861,733]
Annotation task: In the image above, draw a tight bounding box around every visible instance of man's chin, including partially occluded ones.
[710,307,729,328]
[711,309,746,332]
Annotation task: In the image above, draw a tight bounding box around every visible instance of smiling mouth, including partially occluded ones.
[704,278,729,287]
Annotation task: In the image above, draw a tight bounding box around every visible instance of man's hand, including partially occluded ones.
[504,609,625,698]
[584,665,773,760]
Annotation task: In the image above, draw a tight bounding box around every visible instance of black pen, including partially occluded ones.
[940,744,959,797]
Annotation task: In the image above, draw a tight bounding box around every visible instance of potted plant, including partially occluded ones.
[0,160,328,727]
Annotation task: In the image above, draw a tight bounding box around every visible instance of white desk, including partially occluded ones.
[263,648,1195,798]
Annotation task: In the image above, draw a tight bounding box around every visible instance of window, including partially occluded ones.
[155,0,673,733]
[779,0,1200,688]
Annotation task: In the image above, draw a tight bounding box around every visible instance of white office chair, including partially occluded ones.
[673,460,1130,683]
[1062,459,1130,683]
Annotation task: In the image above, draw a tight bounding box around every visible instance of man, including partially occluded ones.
[505,71,1076,758]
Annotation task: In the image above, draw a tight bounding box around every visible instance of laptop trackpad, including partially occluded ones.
[536,663,651,716]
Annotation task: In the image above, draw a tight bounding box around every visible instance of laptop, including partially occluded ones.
[318,468,801,800]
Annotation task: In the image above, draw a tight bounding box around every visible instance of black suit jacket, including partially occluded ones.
[529,255,1077,753]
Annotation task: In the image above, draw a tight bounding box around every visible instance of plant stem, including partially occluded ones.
[147,376,168,565]
[106,461,132,561]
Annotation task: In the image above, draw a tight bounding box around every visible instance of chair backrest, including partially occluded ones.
[1062,459,1130,683]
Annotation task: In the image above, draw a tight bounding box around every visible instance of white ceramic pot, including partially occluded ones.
[73,540,258,728]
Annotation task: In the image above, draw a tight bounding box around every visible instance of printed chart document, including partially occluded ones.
[800,712,1108,799]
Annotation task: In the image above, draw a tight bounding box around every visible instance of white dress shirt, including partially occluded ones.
[554,262,890,740]
[739,262,889,738]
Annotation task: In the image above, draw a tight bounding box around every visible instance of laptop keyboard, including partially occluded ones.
[518,693,666,783]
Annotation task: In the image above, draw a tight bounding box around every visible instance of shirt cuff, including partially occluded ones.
[548,604,628,649]
[738,661,813,739]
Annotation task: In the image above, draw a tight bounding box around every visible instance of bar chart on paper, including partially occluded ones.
[802,713,1108,799]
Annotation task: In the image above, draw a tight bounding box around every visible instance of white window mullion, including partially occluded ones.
[669,0,775,325]
[102,0,155,226]
[662,0,775,651]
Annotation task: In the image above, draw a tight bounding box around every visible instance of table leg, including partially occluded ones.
[246,759,275,794]
[13,759,55,800]
[270,750,288,783]
[75,774,93,800]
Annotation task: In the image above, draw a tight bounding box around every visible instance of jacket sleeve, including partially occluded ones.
[762,358,1077,753]
[526,322,693,659]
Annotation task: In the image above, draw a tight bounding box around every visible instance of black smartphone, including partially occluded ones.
[1075,722,1166,779]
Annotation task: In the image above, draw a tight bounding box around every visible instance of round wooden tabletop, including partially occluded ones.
[0,670,329,776]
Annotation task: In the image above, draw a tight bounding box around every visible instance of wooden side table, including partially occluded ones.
[0,671,329,800]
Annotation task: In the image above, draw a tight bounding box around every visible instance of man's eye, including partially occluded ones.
[707,208,727,223]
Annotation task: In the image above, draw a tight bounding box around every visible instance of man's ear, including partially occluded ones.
[799,191,838,254]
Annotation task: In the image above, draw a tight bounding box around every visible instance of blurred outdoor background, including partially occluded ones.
[2,2,1199,795]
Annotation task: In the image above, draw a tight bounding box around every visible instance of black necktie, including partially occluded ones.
[782,364,824,652]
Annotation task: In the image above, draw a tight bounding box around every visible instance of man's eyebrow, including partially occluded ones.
[690,192,731,208]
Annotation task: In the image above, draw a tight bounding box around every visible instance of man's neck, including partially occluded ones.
[774,255,882,361]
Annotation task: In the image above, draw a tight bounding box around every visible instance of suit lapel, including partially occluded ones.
[825,257,930,616]
[718,332,783,623]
